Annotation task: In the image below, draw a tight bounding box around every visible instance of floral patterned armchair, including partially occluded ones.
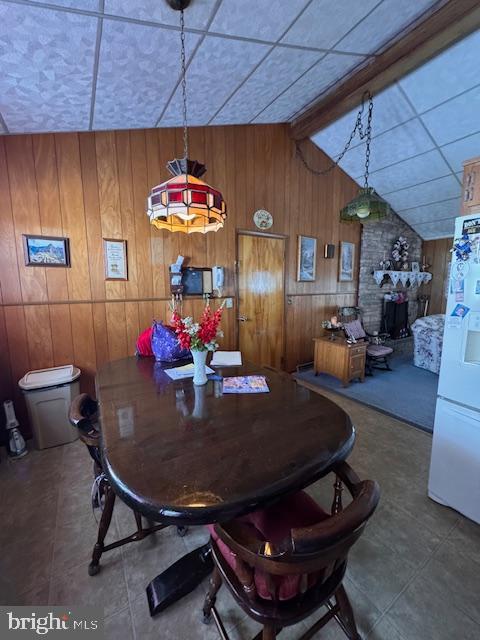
[411,314,445,374]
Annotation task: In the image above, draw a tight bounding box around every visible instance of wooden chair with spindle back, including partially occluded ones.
[69,393,186,576]
[202,461,380,640]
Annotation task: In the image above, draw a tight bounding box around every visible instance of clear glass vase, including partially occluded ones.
[191,349,208,386]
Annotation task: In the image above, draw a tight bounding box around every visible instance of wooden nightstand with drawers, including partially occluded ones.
[313,336,367,387]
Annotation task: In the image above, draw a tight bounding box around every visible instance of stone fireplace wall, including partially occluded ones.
[358,211,423,334]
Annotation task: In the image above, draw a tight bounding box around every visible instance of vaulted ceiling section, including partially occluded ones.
[1,0,479,239]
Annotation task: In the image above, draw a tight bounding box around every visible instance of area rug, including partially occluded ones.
[293,355,438,433]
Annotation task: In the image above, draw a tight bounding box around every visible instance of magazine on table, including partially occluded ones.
[222,375,269,394]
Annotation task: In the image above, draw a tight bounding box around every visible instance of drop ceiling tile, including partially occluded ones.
[337,0,436,54]
[410,217,457,239]
[386,175,461,212]
[337,118,435,176]
[211,47,320,125]
[0,3,97,133]
[253,52,364,123]
[421,85,480,146]
[94,21,200,129]
[159,35,269,126]
[28,0,99,8]
[104,0,218,29]
[399,198,461,224]
[440,132,480,173]
[400,28,480,113]
[209,0,310,41]
[364,149,451,194]
[281,0,378,50]
[311,83,416,157]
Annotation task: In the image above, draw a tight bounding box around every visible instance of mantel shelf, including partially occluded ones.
[372,270,432,287]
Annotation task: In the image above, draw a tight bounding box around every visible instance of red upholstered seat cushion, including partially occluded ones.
[208,491,329,601]
[367,344,393,357]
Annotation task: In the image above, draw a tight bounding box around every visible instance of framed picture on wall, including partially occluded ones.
[103,239,128,280]
[339,241,355,281]
[297,235,317,282]
[23,235,70,267]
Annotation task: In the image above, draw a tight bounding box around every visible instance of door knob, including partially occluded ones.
[237,315,249,322]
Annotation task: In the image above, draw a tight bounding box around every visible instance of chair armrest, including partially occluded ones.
[331,461,364,498]
[365,332,390,344]
[70,412,100,440]
[291,477,380,553]
[69,393,98,426]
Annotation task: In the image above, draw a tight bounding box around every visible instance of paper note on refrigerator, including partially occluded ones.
[447,317,462,330]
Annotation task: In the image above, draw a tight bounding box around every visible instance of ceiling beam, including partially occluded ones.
[290,0,480,141]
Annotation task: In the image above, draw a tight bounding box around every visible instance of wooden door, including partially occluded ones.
[237,233,285,369]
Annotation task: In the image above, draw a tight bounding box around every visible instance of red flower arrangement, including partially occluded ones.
[171,302,225,352]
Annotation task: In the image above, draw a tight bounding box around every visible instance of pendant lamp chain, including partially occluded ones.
[180,8,189,160]
[295,91,374,179]
[146,0,227,234]
[363,94,373,188]
[295,90,389,222]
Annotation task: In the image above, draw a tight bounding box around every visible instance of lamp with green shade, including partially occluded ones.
[340,93,391,222]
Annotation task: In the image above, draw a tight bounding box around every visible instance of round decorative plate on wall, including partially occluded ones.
[253,209,273,230]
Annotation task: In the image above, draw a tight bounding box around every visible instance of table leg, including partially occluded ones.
[146,542,213,617]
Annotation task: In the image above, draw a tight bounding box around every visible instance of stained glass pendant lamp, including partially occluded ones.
[147,0,227,234]
[340,94,390,222]
[340,187,390,221]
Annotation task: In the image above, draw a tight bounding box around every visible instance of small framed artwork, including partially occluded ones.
[297,235,317,282]
[23,235,70,267]
[339,241,355,282]
[411,262,420,272]
[103,238,128,280]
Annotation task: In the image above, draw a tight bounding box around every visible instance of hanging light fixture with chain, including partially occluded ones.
[147,0,227,234]
[295,91,390,223]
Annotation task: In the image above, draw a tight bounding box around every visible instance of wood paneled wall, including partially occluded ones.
[0,124,360,437]
[423,238,453,315]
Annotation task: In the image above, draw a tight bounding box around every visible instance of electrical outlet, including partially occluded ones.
[225,298,233,308]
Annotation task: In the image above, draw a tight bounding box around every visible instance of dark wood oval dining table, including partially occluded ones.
[96,356,355,616]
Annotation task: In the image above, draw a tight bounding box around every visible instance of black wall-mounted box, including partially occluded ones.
[181,267,213,296]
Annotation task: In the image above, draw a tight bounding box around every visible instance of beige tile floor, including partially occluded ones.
[1,389,479,639]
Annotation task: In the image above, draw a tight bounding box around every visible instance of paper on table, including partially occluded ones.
[164,363,215,380]
[210,351,242,366]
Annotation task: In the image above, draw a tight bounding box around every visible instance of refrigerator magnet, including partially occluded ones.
[451,277,464,301]
[451,303,470,318]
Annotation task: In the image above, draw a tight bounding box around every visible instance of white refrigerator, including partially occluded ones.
[428,212,480,524]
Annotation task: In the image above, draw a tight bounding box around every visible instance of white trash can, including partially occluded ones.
[19,365,81,449]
